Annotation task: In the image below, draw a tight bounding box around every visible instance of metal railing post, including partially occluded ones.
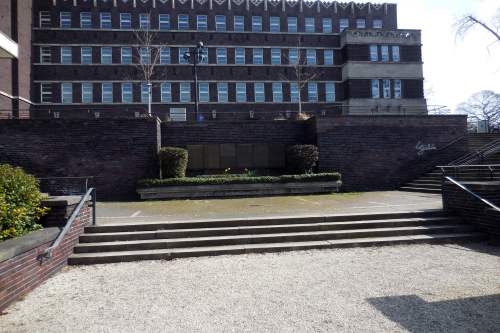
[92,188,97,225]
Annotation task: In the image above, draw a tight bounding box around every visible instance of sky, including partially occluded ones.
[392,0,500,112]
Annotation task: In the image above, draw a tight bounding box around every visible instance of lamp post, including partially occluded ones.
[183,41,206,121]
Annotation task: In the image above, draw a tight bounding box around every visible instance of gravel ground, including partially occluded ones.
[2,243,500,333]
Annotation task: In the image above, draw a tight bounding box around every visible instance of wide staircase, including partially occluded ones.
[68,210,484,265]
[401,133,500,194]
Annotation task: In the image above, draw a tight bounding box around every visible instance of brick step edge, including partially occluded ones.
[68,233,486,265]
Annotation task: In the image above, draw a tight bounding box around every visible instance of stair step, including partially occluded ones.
[73,224,474,253]
[84,210,446,233]
[79,217,460,243]
[399,187,441,194]
[68,232,486,265]
[406,183,442,188]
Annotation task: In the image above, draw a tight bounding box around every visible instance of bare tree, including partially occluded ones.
[454,9,500,42]
[132,25,167,116]
[281,38,321,117]
[456,90,500,130]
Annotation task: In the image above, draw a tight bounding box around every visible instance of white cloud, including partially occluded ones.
[393,0,500,112]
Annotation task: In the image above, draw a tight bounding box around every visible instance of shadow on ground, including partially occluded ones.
[367,294,500,332]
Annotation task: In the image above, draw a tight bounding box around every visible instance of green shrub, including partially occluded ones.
[286,145,319,174]
[138,172,341,187]
[0,164,49,242]
[159,147,188,178]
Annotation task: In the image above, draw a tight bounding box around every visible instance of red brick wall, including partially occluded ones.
[0,202,91,311]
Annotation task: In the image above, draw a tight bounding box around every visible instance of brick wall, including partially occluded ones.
[0,198,91,311]
[0,118,161,199]
[314,115,468,191]
[443,181,500,241]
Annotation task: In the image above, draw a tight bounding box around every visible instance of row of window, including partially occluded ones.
[41,81,337,104]
[370,45,400,62]
[41,46,336,65]
[41,11,383,32]
[371,79,402,99]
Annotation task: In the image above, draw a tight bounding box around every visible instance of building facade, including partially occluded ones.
[25,0,425,120]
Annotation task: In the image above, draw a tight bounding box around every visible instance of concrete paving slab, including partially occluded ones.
[96,191,442,225]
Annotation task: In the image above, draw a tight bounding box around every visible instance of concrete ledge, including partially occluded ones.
[0,228,60,263]
[41,195,83,207]
[138,181,342,200]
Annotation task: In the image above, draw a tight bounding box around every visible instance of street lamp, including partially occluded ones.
[183,41,206,121]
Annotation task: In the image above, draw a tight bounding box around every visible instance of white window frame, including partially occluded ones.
[325,82,335,102]
[370,45,378,61]
[82,83,93,103]
[253,48,263,65]
[179,47,189,64]
[234,16,245,32]
[371,79,380,98]
[394,79,402,99]
[121,82,133,103]
[81,47,92,64]
[120,13,132,29]
[289,48,298,64]
[254,82,265,102]
[121,47,132,64]
[236,82,247,102]
[252,16,262,32]
[339,18,349,31]
[290,82,299,103]
[140,47,150,64]
[60,47,72,64]
[60,12,72,28]
[159,14,170,30]
[381,45,389,62]
[100,12,112,29]
[40,47,52,63]
[271,48,281,65]
[178,14,189,30]
[235,48,245,65]
[197,15,208,31]
[392,45,400,62]
[322,18,332,33]
[39,11,51,28]
[198,82,210,102]
[308,82,318,102]
[101,83,113,103]
[141,83,149,103]
[216,48,227,64]
[101,47,112,64]
[179,82,191,102]
[161,82,172,102]
[383,79,391,99]
[373,19,383,29]
[80,12,92,29]
[356,19,366,29]
[270,16,280,32]
[306,49,316,65]
[61,83,73,104]
[287,17,298,32]
[139,13,150,30]
[215,15,226,32]
[160,47,171,64]
[40,83,52,103]
[305,17,315,33]
[217,83,228,103]
[324,49,334,65]
[272,82,283,102]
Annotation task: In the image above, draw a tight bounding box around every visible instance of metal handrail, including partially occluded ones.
[42,188,96,259]
[444,176,500,213]
[449,137,500,165]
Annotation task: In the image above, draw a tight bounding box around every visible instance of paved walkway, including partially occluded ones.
[2,243,499,332]
[97,191,442,224]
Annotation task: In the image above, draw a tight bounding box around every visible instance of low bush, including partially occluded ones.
[159,147,188,178]
[138,172,341,187]
[0,164,49,242]
[286,145,319,174]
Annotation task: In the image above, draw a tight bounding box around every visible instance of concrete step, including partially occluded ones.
[399,187,441,194]
[68,232,486,265]
[73,224,474,253]
[79,217,460,243]
[405,183,442,189]
[85,210,447,233]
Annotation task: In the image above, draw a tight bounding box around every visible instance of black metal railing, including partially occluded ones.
[444,176,500,212]
[437,164,500,181]
[42,188,96,260]
[449,138,500,166]
[38,176,95,196]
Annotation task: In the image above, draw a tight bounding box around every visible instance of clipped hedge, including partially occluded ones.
[286,145,319,174]
[0,164,49,242]
[138,172,341,187]
[159,147,188,178]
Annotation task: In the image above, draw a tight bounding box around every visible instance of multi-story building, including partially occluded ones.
[10,0,426,120]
